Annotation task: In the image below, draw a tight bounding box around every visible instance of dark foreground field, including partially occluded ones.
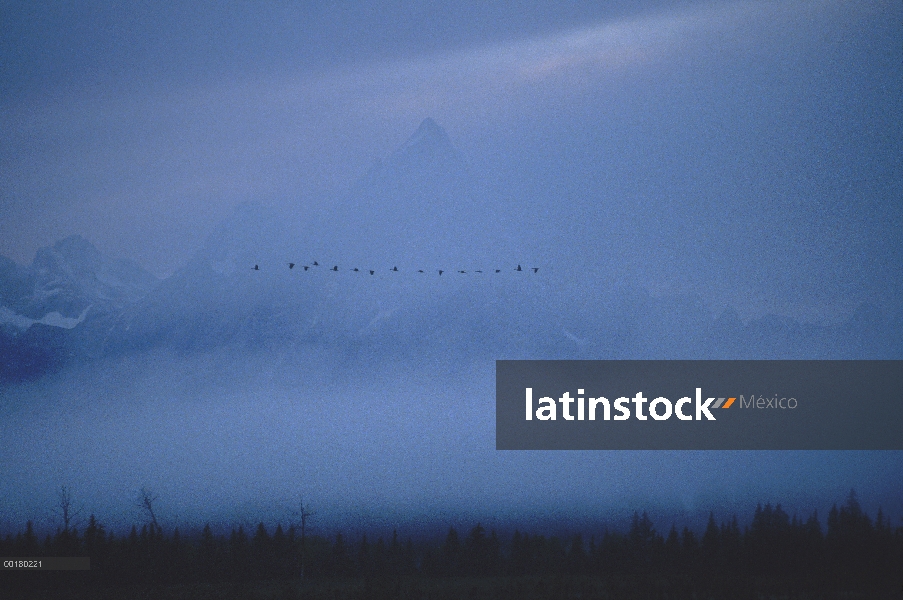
[4,573,903,600]
[3,492,901,599]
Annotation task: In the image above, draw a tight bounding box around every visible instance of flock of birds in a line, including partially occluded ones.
[252,262,539,276]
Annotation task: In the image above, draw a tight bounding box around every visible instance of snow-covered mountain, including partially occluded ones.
[104,118,529,356]
[3,120,899,382]
[0,235,157,328]
[103,201,310,354]
[0,235,158,380]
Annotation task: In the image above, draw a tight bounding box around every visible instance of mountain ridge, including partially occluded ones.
[2,122,900,382]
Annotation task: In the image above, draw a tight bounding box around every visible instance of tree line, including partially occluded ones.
[2,491,900,596]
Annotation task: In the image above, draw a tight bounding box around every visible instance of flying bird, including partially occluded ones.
[251,259,537,279]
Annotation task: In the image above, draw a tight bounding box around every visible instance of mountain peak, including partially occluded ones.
[52,234,102,265]
[398,117,453,153]
[414,116,445,138]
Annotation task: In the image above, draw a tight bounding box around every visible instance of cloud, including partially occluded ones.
[2,345,900,530]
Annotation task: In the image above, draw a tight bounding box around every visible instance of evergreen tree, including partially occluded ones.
[702,512,720,560]
[83,514,106,571]
[464,523,489,576]
[441,527,461,576]
[332,532,351,577]
[252,522,270,579]
[568,533,587,574]
[19,520,39,556]
[199,523,216,579]
[230,525,248,581]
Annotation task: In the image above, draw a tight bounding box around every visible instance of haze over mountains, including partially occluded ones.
[1,119,900,383]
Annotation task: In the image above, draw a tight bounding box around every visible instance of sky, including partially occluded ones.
[1,0,902,533]
[3,0,900,316]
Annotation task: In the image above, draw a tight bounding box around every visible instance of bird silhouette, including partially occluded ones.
[251,259,538,279]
